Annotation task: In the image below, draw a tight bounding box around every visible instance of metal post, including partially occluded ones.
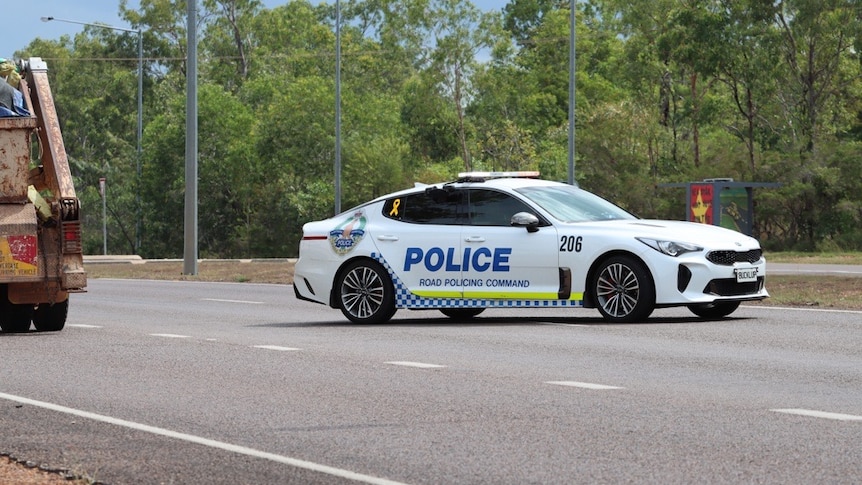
[334,0,342,215]
[136,28,143,253]
[568,0,576,186]
[100,177,107,255]
[184,0,199,275]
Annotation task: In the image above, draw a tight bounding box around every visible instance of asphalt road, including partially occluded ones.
[768,262,862,276]
[1,279,861,484]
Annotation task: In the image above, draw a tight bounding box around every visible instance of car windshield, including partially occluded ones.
[516,185,637,223]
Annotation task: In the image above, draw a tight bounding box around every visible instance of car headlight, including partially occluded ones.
[637,238,703,257]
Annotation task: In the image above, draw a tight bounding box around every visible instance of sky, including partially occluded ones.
[2,0,505,59]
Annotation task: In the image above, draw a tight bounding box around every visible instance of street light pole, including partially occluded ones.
[568,0,576,186]
[41,15,143,253]
[334,0,342,215]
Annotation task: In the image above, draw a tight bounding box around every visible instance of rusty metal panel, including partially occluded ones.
[62,267,87,291]
[0,117,36,203]
[0,203,37,235]
[8,282,67,305]
[25,60,77,200]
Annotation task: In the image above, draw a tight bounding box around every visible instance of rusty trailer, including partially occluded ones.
[0,57,86,332]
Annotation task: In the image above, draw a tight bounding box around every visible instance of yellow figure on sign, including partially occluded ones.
[691,189,710,224]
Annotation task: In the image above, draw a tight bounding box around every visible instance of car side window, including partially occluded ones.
[382,188,466,225]
[468,189,536,226]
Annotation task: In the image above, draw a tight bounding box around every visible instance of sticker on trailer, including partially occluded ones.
[0,235,38,277]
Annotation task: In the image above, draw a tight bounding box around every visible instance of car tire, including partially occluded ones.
[336,259,396,324]
[32,300,69,332]
[592,255,655,323]
[687,301,740,319]
[440,308,485,320]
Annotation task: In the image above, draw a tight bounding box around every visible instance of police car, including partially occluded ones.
[293,172,767,323]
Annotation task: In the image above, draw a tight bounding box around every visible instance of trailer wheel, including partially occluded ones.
[33,300,69,332]
[0,286,33,333]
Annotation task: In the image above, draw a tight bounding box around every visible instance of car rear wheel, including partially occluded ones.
[337,259,396,324]
[687,301,740,319]
[32,300,69,332]
[440,308,485,320]
[592,255,655,323]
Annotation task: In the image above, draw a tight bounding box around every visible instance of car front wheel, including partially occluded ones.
[592,255,655,323]
[336,259,396,324]
[688,301,740,319]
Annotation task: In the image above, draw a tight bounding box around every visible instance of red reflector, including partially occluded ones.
[302,235,327,241]
[61,221,83,253]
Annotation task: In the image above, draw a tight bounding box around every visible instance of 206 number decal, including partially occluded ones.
[560,235,583,252]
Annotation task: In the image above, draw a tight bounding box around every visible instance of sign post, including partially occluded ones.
[99,177,107,255]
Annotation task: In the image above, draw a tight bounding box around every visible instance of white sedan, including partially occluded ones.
[294,172,767,323]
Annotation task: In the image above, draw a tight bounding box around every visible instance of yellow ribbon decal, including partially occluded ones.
[389,198,401,216]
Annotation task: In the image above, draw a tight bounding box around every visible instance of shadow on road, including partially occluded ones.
[250,313,755,329]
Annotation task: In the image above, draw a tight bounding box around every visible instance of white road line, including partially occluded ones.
[770,269,862,275]
[743,305,862,315]
[67,324,103,328]
[0,391,409,485]
[385,361,446,369]
[545,381,624,390]
[202,298,264,304]
[771,408,862,421]
[150,333,191,339]
[253,345,301,351]
[545,323,590,327]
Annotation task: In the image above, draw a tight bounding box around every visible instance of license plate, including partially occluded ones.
[735,268,758,283]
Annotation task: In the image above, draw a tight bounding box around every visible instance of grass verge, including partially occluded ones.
[764,251,862,265]
[85,260,295,285]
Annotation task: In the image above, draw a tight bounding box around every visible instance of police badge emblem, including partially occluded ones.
[329,211,367,255]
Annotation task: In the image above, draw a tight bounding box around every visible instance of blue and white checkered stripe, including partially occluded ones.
[371,252,584,310]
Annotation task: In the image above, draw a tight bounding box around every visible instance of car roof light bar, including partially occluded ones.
[456,171,541,182]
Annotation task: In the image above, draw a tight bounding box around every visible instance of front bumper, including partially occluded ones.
[653,256,768,305]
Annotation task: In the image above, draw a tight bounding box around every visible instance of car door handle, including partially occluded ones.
[464,236,486,243]
[376,235,399,241]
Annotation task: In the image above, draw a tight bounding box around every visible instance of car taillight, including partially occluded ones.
[61,220,83,253]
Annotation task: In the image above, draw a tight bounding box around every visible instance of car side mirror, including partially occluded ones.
[511,212,540,233]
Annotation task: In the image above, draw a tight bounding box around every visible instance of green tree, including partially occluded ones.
[774,0,860,154]
[201,0,264,90]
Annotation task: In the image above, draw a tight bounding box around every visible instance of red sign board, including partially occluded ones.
[690,184,713,225]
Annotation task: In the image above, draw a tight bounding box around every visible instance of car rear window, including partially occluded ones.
[382,188,466,225]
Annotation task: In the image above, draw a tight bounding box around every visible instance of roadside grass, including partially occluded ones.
[764,251,862,265]
[83,254,862,311]
[746,275,862,310]
[84,260,295,285]
[757,252,862,310]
